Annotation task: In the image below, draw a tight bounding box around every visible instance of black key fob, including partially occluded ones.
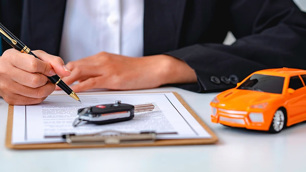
[73,101,134,127]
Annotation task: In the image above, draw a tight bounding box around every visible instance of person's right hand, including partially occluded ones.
[0,49,71,105]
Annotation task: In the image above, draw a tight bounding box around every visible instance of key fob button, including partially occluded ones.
[96,105,106,108]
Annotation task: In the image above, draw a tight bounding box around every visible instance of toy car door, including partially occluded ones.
[285,75,306,125]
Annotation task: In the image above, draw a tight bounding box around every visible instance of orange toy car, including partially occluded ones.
[210,68,306,133]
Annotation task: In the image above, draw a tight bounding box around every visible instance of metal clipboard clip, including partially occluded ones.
[45,130,177,145]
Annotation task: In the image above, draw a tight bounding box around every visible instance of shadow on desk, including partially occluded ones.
[215,121,306,136]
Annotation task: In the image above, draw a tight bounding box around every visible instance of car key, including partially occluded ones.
[73,100,155,127]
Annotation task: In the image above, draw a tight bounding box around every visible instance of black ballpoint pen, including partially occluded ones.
[0,22,80,102]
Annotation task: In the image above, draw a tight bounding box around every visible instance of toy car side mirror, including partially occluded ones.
[287,88,295,94]
[236,82,242,88]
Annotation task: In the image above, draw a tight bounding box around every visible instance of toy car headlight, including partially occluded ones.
[212,107,217,116]
[211,97,219,103]
[250,102,268,109]
[249,113,264,122]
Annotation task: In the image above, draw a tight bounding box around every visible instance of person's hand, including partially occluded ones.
[0,49,70,105]
[60,52,197,92]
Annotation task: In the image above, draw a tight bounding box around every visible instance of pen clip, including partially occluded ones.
[0,28,17,45]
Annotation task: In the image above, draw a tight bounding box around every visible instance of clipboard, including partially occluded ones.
[5,92,218,149]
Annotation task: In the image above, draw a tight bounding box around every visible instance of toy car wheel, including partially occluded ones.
[269,109,286,133]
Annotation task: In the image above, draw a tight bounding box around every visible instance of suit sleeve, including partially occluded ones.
[166,0,306,92]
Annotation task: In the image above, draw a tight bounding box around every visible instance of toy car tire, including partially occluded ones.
[269,109,287,133]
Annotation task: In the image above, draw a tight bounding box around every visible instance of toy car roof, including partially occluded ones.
[254,68,306,77]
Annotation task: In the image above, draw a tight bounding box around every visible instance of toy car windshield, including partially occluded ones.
[237,74,285,94]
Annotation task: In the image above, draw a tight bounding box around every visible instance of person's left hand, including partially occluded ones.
[59,52,197,92]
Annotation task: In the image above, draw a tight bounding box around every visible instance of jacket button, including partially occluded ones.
[229,75,239,84]
[221,76,231,84]
[210,76,221,84]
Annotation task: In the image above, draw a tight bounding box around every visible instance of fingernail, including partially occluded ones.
[49,69,56,76]
[63,65,71,72]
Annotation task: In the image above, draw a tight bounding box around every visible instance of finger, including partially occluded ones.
[65,52,114,76]
[3,92,48,105]
[22,82,55,99]
[71,76,104,92]
[0,78,54,104]
[9,67,49,88]
[3,49,56,76]
[33,50,71,77]
[55,85,61,90]
[3,80,55,99]
[66,61,102,77]
[61,67,90,86]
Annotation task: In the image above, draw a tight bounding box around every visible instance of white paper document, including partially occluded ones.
[12,92,211,144]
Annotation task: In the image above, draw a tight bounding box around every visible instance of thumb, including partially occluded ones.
[32,50,71,77]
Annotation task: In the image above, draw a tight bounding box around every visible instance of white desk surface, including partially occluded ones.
[1,87,306,172]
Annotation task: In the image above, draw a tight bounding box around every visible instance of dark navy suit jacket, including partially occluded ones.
[1,0,306,92]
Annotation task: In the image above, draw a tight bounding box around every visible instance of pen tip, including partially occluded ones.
[70,92,81,102]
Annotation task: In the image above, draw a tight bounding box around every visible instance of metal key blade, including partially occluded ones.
[134,103,155,113]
